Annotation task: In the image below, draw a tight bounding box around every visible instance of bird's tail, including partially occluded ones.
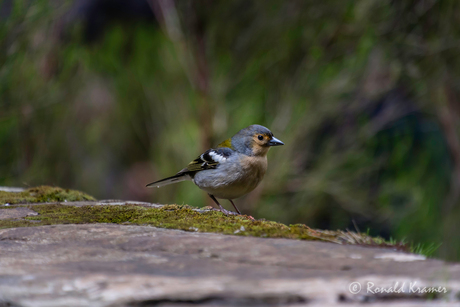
[146,173,190,188]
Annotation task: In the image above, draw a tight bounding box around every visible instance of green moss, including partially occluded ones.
[0,186,96,205]
[0,203,406,250]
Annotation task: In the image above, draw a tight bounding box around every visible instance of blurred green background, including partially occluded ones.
[1,0,460,260]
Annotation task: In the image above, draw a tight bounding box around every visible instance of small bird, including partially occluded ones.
[146,125,284,215]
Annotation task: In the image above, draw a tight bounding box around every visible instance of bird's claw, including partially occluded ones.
[220,208,239,216]
[219,209,255,221]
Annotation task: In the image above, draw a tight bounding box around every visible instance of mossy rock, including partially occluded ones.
[0,202,406,252]
[0,186,409,252]
[0,186,95,205]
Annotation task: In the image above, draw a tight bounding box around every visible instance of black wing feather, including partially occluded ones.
[184,147,233,173]
[146,147,233,187]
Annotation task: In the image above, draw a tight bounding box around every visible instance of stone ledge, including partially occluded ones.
[0,187,457,306]
[0,224,458,307]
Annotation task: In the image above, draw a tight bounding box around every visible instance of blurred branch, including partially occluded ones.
[148,0,212,206]
[148,0,194,84]
[148,0,212,151]
[438,82,460,212]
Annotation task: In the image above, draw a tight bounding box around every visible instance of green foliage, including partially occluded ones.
[411,242,442,258]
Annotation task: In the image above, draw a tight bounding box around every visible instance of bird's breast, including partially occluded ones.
[240,155,267,181]
[193,155,267,199]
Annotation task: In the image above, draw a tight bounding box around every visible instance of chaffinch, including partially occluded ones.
[146,124,284,215]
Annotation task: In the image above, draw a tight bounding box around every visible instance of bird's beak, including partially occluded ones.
[268,136,284,146]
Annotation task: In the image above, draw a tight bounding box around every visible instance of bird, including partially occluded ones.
[146,124,284,215]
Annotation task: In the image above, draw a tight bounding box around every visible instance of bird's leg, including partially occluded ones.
[208,194,225,211]
[230,199,255,220]
[229,199,241,215]
[208,194,238,216]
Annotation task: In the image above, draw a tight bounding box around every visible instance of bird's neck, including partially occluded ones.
[225,136,269,157]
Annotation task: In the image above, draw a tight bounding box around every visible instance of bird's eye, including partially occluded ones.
[258,135,264,141]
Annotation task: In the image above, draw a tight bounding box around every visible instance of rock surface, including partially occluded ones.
[0,201,459,306]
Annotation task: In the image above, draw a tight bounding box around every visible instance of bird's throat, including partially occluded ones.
[251,145,270,157]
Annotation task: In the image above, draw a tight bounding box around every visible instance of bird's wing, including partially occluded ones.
[181,147,233,173]
[146,147,233,188]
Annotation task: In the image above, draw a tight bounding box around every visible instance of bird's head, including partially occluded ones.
[231,124,284,156]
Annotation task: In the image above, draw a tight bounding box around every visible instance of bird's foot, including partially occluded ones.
[219,209,255,220]
[220,208,239,216]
